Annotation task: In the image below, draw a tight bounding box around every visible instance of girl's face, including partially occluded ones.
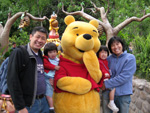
[111,41,123,57]
[98,50,108,60]
[48,50,57,59]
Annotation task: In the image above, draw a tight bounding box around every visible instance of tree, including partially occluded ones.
[0,12,48,52]
[61,0,150,45]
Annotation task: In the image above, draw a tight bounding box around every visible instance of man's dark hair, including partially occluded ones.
[108,36,125,54]
[31,26,48,38]
[96,45,109,58]
[44,42,58,56]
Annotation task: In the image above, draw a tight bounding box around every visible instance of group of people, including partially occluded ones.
[5,26,136,113]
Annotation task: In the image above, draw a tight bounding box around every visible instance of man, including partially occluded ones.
[7,26,49,113]
[12,42,16,50]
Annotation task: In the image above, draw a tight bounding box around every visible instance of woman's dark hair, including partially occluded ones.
[108,36,125,54]
[44,42,58,56]
[96,45,109,58]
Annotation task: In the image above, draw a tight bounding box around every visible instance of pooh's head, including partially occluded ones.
[61,15,101,62]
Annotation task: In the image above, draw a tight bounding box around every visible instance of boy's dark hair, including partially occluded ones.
[108,36,125,54]
[12,42,16,45]
[96,45,109,58]
[31,26,48,38]
[44,42,58,56]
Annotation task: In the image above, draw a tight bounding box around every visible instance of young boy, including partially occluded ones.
[43,42,60,113]
[97,45,119,113]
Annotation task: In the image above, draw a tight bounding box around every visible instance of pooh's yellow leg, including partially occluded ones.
[53,90,100,113]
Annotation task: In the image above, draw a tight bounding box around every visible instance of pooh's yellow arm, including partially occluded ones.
[83,50,102,83]
[57,77,92,94]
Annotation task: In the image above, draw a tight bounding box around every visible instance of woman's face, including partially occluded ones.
[111,41,123,57]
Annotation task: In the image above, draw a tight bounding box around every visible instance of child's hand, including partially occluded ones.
[49,78,54,87]
[55,66,60,70]
[101,83,106,91]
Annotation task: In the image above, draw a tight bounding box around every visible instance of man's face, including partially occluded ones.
[30,31,47,53]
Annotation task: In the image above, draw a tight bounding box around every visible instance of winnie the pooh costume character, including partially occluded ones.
[53,15,102,113]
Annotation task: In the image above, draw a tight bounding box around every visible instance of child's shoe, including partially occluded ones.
[108,102,119,112]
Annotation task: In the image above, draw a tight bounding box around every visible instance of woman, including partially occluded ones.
[102,36,136,113]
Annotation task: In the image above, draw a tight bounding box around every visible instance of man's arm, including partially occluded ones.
[7,49,26,110]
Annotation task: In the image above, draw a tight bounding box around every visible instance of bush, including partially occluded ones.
[133,34,150,81]
[9,30,29,46]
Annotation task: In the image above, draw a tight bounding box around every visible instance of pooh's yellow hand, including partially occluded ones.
[57,77,92,94]
[83,50,102,83]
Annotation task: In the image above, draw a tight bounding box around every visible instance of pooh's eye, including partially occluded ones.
[76,34,79,36]
[93,30,97,33]
[73,27,78,29]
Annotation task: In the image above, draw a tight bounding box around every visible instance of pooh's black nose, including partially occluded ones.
[83,34,91,40]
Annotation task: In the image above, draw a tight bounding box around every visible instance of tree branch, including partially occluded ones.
[0,24,3,36]
[26,13,49,21]
[106,0,110,15]
[62,3,99,21]
[114,13,150,35]
[90,1,100,12]
[7,12,11,20]
[0,12,48,53]
[87,8,97,13]
[81,3,84,12]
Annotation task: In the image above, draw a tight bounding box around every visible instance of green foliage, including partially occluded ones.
[133,34,150,81]
[9,30,29,46]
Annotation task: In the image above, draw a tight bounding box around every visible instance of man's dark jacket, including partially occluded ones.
[7,43,43,110]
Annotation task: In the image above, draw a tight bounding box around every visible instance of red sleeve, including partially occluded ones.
[43,56,55,73]
[98,61,109,88]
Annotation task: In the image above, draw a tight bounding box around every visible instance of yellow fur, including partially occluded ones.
[57,77,92,94]
[54,90,100,113]
[54,15,102,113]
[83,50,102,83]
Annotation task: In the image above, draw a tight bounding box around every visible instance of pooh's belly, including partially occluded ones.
[53,90,100,113]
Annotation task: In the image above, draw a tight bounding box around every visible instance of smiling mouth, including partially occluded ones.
[78,49,85,53]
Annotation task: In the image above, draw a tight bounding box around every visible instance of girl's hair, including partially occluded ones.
[44,42,58,56]
[108,36,125,54]
[96,45,109,58]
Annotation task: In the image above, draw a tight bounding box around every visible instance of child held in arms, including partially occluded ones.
[43,42,60,113]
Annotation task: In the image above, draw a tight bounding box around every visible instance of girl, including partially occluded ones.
[43,42,60,113]
[97,45,119,112]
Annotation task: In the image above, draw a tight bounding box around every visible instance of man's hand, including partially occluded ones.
[54,66,60,70]
[18,108,28,113]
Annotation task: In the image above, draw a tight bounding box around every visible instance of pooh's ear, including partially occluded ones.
[64,15,75,25]
[89,20,99,28]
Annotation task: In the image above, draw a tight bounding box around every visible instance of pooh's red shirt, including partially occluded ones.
[54,55,99,93]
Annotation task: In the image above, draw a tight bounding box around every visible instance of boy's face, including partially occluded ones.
[48,50,57,59]
[98,50,108,60]
[29,31,47,53]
